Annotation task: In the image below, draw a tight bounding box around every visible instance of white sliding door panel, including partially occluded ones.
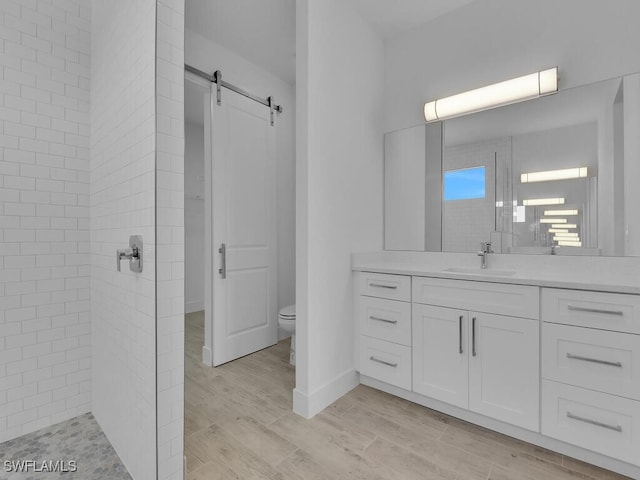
[210,88,278,366]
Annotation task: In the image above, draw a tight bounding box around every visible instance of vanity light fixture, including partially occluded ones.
[548,228,569,233]
[552,223,576,229]
[544,209,579,216]
[424,67,558,122]
[520,167,588,183]
[540,218,566,224]
[553,232,579,238]
[523,197,565,206]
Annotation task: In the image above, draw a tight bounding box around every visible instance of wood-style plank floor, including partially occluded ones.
[184,311,630,480]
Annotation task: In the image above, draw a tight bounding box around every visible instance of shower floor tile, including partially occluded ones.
[0,413,131,480]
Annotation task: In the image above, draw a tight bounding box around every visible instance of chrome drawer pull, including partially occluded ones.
[567,305,624,316]
[369,283,398,289]
[369,316,398,325]
[566,353,622,368]
[369,356,398,368]
[566,412,622,432]
[458,315,463,354]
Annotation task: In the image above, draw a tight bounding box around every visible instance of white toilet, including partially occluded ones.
[278,304,296,365]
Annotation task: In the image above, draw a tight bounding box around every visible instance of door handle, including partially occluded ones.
[459,315,463,354]
[472,317,477,357]
[218,243,226,279]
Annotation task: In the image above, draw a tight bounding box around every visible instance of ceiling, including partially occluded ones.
[347,0,476,40]
[185,0,476,87]
[186,0,297,84]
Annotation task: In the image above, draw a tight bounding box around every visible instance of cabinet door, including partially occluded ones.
[469,312,539,431]
[412,304,468,409]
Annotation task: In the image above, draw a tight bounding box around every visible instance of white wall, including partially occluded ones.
[384,0,640,133]
[0,0,91,442]
[155,1,185,478]
[623,74,640,255]
[185,29,296,334]
[294,0,384,417]
[184,122,204,313]
[90,1,157,479]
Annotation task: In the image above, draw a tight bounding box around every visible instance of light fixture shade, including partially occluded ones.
[521,167,588,183]
[544,209,579,216]
[523,197,565,206]
[540,218,566,224]
[424,67,558,122]
[548,228,569,233]
[557,239,582,247]
[552,223,576,229]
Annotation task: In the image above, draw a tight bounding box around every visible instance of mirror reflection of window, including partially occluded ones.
[444,166,486,201]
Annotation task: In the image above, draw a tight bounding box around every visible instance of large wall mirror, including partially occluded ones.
[384,72,640,256]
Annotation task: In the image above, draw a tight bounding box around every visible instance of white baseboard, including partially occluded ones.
[201,345,212,366]
[185,301,204,314]
[293,368,359,419]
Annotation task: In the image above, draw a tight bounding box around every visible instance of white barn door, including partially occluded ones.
[208,87,278,366]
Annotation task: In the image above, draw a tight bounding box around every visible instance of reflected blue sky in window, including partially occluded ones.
[444,166,486,201]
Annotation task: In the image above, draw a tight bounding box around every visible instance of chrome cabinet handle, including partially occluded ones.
[369,283,398,289]
[566,353,622,368]
[218,243,226,279]
[369,316,398,325]
[472,317,477,357]
[458,315,463,354]
[566,412,622,432]
[567,305,623,316]
[369,356,397,368]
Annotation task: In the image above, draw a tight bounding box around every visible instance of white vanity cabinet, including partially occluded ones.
[412,278,540,431]
[357,272,412,390]
[353,260,640,477]
[541,288,640,466]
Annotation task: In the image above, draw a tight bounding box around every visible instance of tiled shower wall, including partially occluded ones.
[90,1,157,479]
[0,0,91,442]
[156,0,185,478]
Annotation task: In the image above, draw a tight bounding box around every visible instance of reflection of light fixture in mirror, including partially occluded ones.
[540,218,566,224]
[549,228,569,233]
[523,197,565,206]
[544,209,579,216]
[552,223,576,229]
[424,67,558,122]
[553,233,579,238]
[520,167,588,183]
[557,239,582,247]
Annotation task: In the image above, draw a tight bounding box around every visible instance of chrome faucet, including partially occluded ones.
[478,242,493,269]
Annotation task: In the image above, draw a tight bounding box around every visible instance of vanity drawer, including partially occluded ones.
[359,336,411,390]
[542,380,640,466]
[542,323,640,400]
[359,296,411,346]
[542,288,640,334]
[359,272,411,302]
[412,276,539,319]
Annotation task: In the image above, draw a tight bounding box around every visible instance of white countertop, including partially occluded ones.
[352,251,640,295]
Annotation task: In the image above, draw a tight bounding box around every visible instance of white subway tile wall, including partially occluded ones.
[0,0,91,442]
[156,0,185,479]
[90,1,157,479]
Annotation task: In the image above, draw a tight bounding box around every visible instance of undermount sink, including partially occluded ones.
[442,267,517,277]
